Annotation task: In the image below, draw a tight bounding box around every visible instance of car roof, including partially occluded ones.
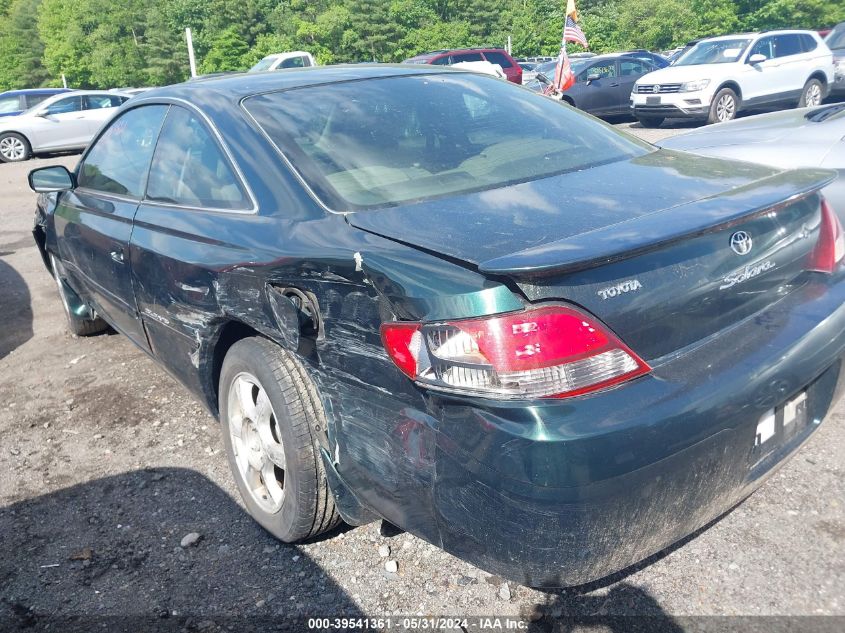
[700,30,817,43]
[1,88,72,96]
[407,48,509,60]
[262,51,311,60]
[35,89,127,106]
[142,64,469,101]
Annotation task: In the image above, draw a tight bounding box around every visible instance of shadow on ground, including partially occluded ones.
[0,258,33,361]
[0,468,363,632]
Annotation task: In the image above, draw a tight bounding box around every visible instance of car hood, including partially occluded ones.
[347,149,783,271]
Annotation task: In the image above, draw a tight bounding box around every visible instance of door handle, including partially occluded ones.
[609,83,620,87]
[110,250,124,264]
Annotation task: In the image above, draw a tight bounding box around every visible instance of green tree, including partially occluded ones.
[200,26,250,73]
[0,0,50,90]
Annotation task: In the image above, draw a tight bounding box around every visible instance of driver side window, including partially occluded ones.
[579,62,616,82]
[749,37,774,60]
[77,105,169,198]
[45,96,83,115]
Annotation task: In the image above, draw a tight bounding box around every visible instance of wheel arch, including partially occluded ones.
[808,71,828,87]
[716,81,743,103]
[204,319,265,417]
[561,95,575,107]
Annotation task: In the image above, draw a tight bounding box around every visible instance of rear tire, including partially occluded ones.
[637,116,664,128]
[708,87,739,124]
[50,254,108,336]
[0,132,31,163]
[219,337,340,542]
[798,78,824,108]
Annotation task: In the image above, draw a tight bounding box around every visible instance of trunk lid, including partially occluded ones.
[348,150,836,360]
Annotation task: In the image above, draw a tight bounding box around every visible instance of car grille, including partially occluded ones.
[636,83,682,94]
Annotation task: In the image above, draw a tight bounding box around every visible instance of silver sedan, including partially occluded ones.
[0,90,130,163]
[657,103,845,216]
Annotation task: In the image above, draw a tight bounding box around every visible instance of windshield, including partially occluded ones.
[674,38,752,65]
[827,25,845,50]
[244,73,651,210]
[249,56,277,72]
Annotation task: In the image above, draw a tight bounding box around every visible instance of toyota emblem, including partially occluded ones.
[730,231,753,255]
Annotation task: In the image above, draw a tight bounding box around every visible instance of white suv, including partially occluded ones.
[630,31,834,127]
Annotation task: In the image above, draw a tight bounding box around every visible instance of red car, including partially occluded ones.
[403,48,523,84]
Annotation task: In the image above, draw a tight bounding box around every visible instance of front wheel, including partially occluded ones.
[708,88,739,124]
[0,132,31,163]
[50,254,108,336]
[219,337,340,542]
[636,116,664,128]
[798,79,824,108]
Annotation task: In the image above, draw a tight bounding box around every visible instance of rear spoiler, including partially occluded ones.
[478,168,837,278]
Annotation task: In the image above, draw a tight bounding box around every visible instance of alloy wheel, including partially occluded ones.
[227,372,287,514]
[716,94,736,122]
[0,136,25,161]
[805,83,822,107]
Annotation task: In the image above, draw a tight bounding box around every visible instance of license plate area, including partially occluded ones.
[646,96,661,104]
[752,391,809,463]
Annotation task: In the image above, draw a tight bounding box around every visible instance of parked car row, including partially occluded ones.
[0,90,130,162]
[0,88,73,118]
[523,29,836,126]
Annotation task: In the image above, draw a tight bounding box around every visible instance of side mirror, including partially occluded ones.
[586,73,601,83]
[33,108,49,117]
[536,72,550,85]
[29,165,75,193]
[748,53,767,65]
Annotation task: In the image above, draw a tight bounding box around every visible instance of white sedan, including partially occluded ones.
[0,90,130,163]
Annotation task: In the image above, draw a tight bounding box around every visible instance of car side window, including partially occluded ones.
[280,56,305,69]
[774,34,803,58]
[580,62,616,81]
[452,52,484,63]
[146,107,249,210]
[0,95,20,114]
[431,56,451,65]
[84,95,124,110]
[800,34,818,52]
[749,37,774,60]
[25,94,50,108]
[483,51,514,68]
[45,96,83,115]
[77,105,169,198]
[620,59,649,76]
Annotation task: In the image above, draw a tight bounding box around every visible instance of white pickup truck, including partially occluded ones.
[249,51,317,72]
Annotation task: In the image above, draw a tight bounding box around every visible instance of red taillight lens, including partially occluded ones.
[381,306,650,400]
[380,322,422,378]
[809,198,845,274]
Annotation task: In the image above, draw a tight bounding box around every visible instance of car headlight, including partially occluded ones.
[680,79,710,92]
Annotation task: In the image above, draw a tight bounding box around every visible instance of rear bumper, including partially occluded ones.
[330,272,845,587]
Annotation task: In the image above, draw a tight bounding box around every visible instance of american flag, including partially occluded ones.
[564,15,588,48]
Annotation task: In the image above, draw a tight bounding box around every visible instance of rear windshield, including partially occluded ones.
[675,38,752,65]
[244,73,650,210]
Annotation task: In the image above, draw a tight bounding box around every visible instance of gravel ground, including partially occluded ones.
[0,120,843,632]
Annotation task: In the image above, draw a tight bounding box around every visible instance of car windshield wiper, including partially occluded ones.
[805,103,845,123]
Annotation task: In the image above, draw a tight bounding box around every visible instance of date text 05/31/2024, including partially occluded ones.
[307,617,531,630]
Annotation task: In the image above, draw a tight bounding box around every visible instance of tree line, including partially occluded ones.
[0,0,842,91]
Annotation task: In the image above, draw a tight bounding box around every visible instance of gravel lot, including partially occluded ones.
[1,119,843,632]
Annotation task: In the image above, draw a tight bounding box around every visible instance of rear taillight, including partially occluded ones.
[380,305,650,400]
[809,198,845,273]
